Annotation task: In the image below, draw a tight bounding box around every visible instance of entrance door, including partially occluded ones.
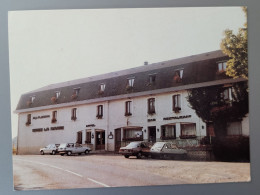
[148,126,156,143]
[114,128,121,153]
[77,131,82,144]
[95,130,105,150]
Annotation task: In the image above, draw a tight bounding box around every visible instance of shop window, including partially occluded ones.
[227,121,242,136]
[180,123,196,139]
[85,131,91,144]
[148,98,155,114]
[173,69,183,83]
[161,125,176,140]
[123,128,143,141]
[125,101,132,116]
[173,94,181,113]
[71,108,77,121]
[97,105,103,119]
[218,61,227,72]
[26,114,31,126]
[51,111,57,123]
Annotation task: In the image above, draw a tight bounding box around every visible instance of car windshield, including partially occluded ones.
[59,143,67,148]
[126,142,140,148]
[151,142,165,150]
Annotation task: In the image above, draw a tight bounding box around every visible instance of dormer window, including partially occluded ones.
[127,78,135,87]
[72,88,80,100]
[100,83,105,92]
[149,74,156,85]
[27,96,35,106]
[98,84,105,95]
[55,91,60,99]
[218,61,227,72]
[126,77,135,91]
[173,69,183,83]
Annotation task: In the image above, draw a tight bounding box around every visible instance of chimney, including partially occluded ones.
[144,61,148,66]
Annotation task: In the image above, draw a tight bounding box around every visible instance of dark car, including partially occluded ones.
[119,141,150,159]
[150,142,187,160]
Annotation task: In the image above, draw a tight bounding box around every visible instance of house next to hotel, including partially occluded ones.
[14,50,249,154]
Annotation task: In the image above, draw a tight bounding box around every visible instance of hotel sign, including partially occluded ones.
[32,126,64,132]
[163,115,192,120]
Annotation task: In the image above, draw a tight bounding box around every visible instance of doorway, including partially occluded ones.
[76,131,82,144]
[148,126,156,143]
[95,130,105,150]
[114,128,121,153]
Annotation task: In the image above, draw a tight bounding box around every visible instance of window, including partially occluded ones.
[127,78,135,87]
[71,108,77,121]
[86,131,92,144]
[173,94,181,113]
[218,61,227,72]
[123,128,143,141]
[55,91,60,99]
[180,123,196,139]
[100,83,105,92]
[72,88,80,99]
[26,114,31,126]
[222,87,232,101]
[27,96,35,106]
[97,105,103,119]
[173,69,184,83]
[125,101,132,116]
[161,125,176,140]
[52,111,57,123]
[148,98,155,114]
[227,121,242,136]
[149,74,156,84]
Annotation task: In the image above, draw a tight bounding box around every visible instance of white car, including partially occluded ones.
[58,143,91,156]
[40,144,60,155]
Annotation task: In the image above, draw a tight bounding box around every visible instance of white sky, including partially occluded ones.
[8,7,246,138]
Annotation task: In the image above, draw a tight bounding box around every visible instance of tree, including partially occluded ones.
[220,7,248,79]
[187,82,248,137]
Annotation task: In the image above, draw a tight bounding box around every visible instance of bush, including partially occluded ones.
[212,136,250,162]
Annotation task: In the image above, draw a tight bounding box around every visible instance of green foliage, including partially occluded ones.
[220,7,248,79]
[187,82,248,137]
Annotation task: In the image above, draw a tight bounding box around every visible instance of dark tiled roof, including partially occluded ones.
[16,50,229,111]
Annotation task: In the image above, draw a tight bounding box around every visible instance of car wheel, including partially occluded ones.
[40,151,44,155]
[136,152,142,159]
[85,150,89,154]
[124,155,129,158]
[67,151,72,156]
[51,150,56,155]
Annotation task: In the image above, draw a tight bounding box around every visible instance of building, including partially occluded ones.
[14,50,249,154]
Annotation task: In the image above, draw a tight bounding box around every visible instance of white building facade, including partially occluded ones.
[15,50,249,154]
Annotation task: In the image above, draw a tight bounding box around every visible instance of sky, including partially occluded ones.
[8,7,246,138]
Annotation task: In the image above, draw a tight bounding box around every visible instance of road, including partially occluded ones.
[13,154,250,190]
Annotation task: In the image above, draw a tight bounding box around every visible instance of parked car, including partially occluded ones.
[58,143,91,156]
[150,142,187,160]
[40,144,60,155]
[119,141,150,159]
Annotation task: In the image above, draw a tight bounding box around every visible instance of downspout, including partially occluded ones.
[106,100,110,151]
